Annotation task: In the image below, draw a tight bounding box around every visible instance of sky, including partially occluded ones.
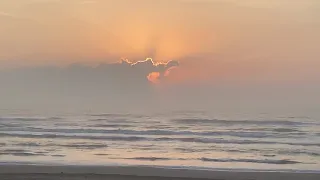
[0,0,319,113]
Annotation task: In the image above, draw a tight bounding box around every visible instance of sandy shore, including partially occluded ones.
[0,174,212,180]
[0,165,319,180]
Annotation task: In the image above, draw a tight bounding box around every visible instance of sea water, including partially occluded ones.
[0,109,319,171]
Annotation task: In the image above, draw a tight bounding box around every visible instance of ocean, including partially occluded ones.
[0,109,319,172]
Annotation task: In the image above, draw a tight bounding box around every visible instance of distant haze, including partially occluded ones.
[0,0,319,113]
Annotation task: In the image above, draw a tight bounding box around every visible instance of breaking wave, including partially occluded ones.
[200,158,301,164]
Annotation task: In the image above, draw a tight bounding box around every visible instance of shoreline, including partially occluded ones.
[0,164,319,180]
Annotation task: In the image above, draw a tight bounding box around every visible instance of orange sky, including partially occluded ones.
[0,0,319,84]
[0,0,320,112]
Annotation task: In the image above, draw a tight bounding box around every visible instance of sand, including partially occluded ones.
[0,165,319,180]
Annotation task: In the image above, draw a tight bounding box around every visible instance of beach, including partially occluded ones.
[0,165,320,180]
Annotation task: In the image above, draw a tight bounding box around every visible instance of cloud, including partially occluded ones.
[0,58,179,111]
[121,58,179,83]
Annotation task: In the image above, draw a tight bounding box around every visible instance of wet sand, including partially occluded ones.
[0,174,213,180]
[0,165,319,180]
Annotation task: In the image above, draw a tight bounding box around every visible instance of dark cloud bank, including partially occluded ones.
[0,58,179,112]
[1,57,319,113]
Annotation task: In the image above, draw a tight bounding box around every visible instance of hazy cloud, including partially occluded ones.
[121,58,179,83]
[0,58,179,111]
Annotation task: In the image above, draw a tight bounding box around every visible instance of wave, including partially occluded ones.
[272,128,300,133]
[172,118,311,126]
[88,124,134,128]
[0,127,306,139]
[1,132,319,147]
[277,150,320,157]
[227,127,305,134]
[105,156,303,165]
[90,113,130,117]
[15,142,109,150]
[2,116,313,127]
[89,119,139,124]
[0,117,62,121]
[200,158,301,164]
[0,149,47,157]
[14,142,41,147]
[120,157,172,161]
[155,137,320,147]
[57,143,108,149]
[109,157,190,161]
[51,154,65,157]
[0,152,46,157]
[89,114,146,119]
[0,132,147,141]
[94,153,109,156]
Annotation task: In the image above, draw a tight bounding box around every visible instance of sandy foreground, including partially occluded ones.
[0,165,319,180]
